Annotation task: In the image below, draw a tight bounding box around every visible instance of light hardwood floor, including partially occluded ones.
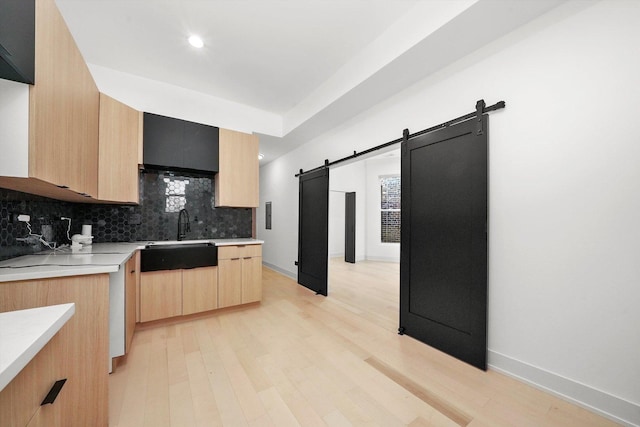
[109,262,619,426]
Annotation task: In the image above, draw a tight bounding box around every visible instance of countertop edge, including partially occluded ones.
[0,303,75,392]
[0,265,119,283]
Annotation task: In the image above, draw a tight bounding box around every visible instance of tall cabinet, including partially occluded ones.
[28,0,99,197]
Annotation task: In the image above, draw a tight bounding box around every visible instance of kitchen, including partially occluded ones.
[0,1,264,425]
[1,0,639,426]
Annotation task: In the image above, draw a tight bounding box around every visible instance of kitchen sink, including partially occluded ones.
[140,242,217,272]
[144,239,213,246]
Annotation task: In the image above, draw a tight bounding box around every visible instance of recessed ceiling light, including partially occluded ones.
[258,153,265,160]
[188,35,204,48]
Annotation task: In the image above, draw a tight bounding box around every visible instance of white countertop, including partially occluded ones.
[0,303,75,391]
[0,243,140,282]
[0,239,263,282]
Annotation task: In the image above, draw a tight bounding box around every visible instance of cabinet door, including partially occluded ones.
[182,266,218,315]
[183,121,219,172]
[215,128,259,207]
[143,112,183,169]
[98,94,140,203]
[218,258,242,308]
[29,0,99,197]
[124,252,138,353]
[242,256,263,303]
[140,270,182,322]
[0,332,63,427]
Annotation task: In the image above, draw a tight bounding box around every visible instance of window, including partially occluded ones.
[163,177,189,212]
[380,175,400,243]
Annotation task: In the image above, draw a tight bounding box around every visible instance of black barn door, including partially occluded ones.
[298,168,329,296]
[345,192,356,263]
[400,116,488,370]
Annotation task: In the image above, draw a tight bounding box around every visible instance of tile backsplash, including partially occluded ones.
[0,169,252,260]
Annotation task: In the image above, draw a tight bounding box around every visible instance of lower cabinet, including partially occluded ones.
[241,256,263,304]
[138,245,262,323]
[183,267,218,315]
[140,267,217,322]
[0,274,110,427]
[0,332,64,427]
[218,258,242,307]
[218,244,262,308]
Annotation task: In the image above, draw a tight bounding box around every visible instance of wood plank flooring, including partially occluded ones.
[109,261,619,426]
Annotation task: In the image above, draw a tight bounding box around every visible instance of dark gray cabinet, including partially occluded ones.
[143,112,219,173]
[0,0,35,84]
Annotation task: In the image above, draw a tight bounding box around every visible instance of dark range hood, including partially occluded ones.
[143,112,219,174]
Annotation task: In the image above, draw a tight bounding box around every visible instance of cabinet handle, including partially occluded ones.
[130,270,136,274]
[243,257,252,259]
[231,257,240,260]
[41,379,67,405]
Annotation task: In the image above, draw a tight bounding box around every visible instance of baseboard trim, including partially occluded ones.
[262,261,297,280]
[364,256,400,263]
[488,350,639,427]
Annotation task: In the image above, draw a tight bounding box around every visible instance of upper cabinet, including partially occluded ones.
[0,0,35,84]
[98,94,141,204]
[143,112,219,173]
[0,0,100,202]
[29,0,99,197]
[215,128,259,208]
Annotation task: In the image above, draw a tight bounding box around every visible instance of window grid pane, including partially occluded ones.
[380,175,401,243]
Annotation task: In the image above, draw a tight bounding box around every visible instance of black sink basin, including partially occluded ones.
[140,243,217,272]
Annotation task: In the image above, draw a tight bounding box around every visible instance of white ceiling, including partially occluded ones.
[55,0,563,164]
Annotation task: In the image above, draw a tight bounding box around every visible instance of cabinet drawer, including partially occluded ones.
[218,244,262,260]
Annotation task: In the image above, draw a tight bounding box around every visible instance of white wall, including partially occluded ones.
[364,156,400,262]
[88,64,282,137]
[0,79,29,177]
[258,1,640,425]
[329,161,367,261]
[328,191,345,258]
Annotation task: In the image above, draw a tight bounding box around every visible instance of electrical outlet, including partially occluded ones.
[8,213,21,223]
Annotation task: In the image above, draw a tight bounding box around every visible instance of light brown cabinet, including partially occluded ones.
[0,0,142,205]
[2,330,66,427]
[0,274,110,427]
[140,266,218,322]
[29,0,99,198]
[125,251,139,353]
[241,255,263,303]
[182,267,218,315]
[139,270,182,322]
[215,128,259,208]
[218,245,262,308]
[218,258,243,308]
[0,0,99,202]
[98,94,141,204]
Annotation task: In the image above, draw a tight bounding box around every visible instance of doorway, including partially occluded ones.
[327,150,401,332]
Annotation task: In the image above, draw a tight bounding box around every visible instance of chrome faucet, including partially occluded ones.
[177,208,190,241]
